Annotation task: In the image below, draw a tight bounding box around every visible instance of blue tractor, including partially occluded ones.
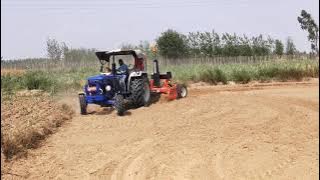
[78,49,151,116]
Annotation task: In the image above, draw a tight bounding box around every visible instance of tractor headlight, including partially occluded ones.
[105,85,112,91]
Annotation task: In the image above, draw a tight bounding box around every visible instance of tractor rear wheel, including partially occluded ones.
[79,94,87,115]
[114,94,126,116]
[177,84,188,99]
[129,78,151,108]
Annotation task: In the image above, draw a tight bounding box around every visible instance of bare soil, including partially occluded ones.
[1,91,74,174]
[2,80,319,180]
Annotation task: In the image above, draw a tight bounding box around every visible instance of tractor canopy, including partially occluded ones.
[96,49,146,71]
[95,49,144,62]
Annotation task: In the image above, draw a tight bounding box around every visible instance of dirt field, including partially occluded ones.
[1,91,74,161]
[2,80,319,180]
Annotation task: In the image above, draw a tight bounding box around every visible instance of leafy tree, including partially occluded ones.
[199,31,214,57]
[251,35,271,56]
[238,35,252,56]
[267,36,275,53]
[187,31,202,56]
[156,29,189,59]
[196,31,221,57]
[274,39,284,56]
[297,10,319,54]
[211,31,222,55]
[46,38,62,61]
[285,37,296,55]
[221,33,240,56]
[61,42,69,60]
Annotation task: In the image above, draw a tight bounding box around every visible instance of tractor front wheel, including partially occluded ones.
[114,94,126,116]
[79,94,87,115]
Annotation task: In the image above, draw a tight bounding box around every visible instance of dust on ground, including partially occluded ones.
[2,80,319,180]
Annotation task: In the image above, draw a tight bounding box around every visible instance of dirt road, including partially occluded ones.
[3,80,319,180]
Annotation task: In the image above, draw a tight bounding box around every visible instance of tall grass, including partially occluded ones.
[23,71,58,92]
[1,71,57,94]
[199,68,228,85]
[1,59,318,95]
[232,69,251,84]
[1,67,99,94]
[165,59,319,84]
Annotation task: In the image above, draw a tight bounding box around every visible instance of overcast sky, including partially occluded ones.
[1,0,319,59]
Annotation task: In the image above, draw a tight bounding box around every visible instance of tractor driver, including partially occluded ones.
[117,59,129,75]
[117,59,129,92]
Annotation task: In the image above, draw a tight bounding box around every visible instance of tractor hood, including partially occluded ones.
[87,74,109,81]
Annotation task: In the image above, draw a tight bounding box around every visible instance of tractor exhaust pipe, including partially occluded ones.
[153,59,160,87]
[153,59,160,74]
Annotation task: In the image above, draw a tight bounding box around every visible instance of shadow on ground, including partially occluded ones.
[87,93,163,116]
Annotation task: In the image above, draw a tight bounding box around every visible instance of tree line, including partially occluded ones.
[43,32,299,62]
[46,38,97,63]
[42,9,317,61]
[155,29,298,59]
[153,9,318,59]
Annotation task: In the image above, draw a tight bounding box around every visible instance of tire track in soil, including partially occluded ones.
[214,92,318,180]
[107,98,235,180]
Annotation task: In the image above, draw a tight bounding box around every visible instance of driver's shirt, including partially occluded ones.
[117,64,128,74]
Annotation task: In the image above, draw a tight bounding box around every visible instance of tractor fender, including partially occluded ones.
[127,71,148,91]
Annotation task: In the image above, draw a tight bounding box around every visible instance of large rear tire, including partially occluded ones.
[114,94,126,116]
[129,78,151,108]
[79,94,87,115]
